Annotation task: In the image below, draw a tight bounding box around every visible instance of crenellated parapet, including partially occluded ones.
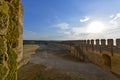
[76,39,120,54]
[59,38,120,75]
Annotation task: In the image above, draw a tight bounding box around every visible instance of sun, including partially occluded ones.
[87,21,105,33]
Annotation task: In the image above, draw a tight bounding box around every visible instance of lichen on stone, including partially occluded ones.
[0,36,9,80]
[0,12,9,35]
[0,0,23,80]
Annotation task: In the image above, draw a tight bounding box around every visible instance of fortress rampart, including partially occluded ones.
[59,39,120,75]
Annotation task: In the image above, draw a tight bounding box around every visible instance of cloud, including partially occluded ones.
[80,16,90,22]
[55,15,120,40]
[71,27,87,35]
[24,13,120,40]
[110,13,120,27]
[53,22,69,30]
[101,28,120,39]
[110,14,114,18]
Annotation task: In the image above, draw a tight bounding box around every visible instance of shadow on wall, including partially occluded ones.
[102,54,111,69]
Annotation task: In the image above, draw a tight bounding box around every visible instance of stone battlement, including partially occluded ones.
[59,38,120,75]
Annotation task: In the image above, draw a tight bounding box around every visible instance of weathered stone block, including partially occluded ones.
[96,39,99,46]
[0,36,4,47]
[0,36,9,80]
[91,39,94,45]
[5,0,11,2]
[0,1,3,6]
[101,39,106,46]
[116,39,120,48]
[0,12,8,35]
[107,39,113,47]
[87,40,90,45]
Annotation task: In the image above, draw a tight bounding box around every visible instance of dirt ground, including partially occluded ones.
[18,43,119,80]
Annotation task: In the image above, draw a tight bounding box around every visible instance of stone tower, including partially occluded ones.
[0,0,23,80]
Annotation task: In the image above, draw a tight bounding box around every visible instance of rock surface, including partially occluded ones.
[0,0,23,80]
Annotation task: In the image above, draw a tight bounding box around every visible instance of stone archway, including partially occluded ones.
[102,54,111,69]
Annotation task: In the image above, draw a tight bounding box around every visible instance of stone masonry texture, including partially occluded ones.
[0,0,23,80]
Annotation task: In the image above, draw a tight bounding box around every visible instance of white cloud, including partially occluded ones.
[80,16,90,22]
[110,13,120,26]
[55,17,120,40]
[60,31,71,35]
[24,13,120,40]
[110,14,114,18]
[54,22,69,30]
[71,27,87,35]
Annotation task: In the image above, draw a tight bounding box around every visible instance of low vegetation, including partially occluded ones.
[18,63,84,80]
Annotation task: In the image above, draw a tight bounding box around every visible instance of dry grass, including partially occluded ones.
[18,63,45,80]
[23,44,40,54]
[18,63,84,80]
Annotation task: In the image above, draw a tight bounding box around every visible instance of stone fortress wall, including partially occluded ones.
[0,0,120,79]
[60,39,120,75]
[0,0,23,80]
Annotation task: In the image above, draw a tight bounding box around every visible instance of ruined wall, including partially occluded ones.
[0,0,23,80]
[60,39,120,75]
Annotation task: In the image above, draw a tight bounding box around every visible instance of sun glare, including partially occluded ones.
[87,21,105,33]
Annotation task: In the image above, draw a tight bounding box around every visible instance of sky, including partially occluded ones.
[22,0,120,40]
